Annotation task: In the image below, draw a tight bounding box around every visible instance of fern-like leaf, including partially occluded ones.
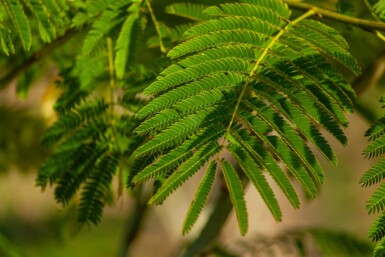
[367,184,385,214]
[183,161,216,234]
[370,212,385,242]
[149,142,221,205]
[78,152,120,225]
[361,96,385,253]
[133,125,225,184]
[81,0,128,57]
[114,2,142,79]
[220,160,248,235]
[134,0,358,234]
[1,0,31,50]
[165,3,210,21]
[24,0,57,42]
[227,142,282,221]
[41,100,108,146]
[366,117,385,140]
[360,159,385,187]
[375,237,385,257]
[364,136,385,158]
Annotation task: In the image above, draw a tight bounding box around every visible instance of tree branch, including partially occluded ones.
[284,0,385,31]
[0,29,78,88]
[118,187,150,257]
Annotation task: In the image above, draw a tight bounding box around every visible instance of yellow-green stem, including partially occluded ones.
[284,0,385,31]
[376,31,385,43]
[107,37,115,122]
[106,37,124,197]
[145,0,167,53]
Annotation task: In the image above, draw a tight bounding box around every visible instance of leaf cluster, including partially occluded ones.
[133,0,359,235]
[3,2,385,257]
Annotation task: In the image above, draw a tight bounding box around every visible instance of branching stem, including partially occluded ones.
[284,0,385,31]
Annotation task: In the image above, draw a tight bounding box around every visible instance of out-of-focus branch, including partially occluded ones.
[0,29,78,88]
[352,53,385,96]
[118,186,151,257]
[284,0,385,32]
[352,53,385,123]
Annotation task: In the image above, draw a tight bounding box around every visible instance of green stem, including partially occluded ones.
[376,31,385,42]
[145,0,166,53]
[107,37,116,123]
[284,0,385,31]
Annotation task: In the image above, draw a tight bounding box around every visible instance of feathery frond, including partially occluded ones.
[361,159,385,187]
[1,0,31,50]
[24,0,57,42]
[183,161,216,234]
[220,160,248,235]
[375,237,385,257]
[80,0,129,57]
[114,2,142,79]
[78,152,120,225]
[34,0,155,225]
[149,142,221,205]
[165,3,210,21]
[134,0,358,234]
[361,94,385,256]
[367,184,385,214]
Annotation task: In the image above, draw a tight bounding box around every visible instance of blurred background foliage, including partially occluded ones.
[1,0,385,256]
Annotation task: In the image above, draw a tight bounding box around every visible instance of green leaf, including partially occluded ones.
[367,184,385,214]
[149,142,220,205]
[364,135,385,159]
[78,152,120,225]
[230,131,300,209]
[227,143,281,221]
[2,0,31,50]
[24,0,57,42]
[81,1,127,57]
[135,0,357,234]
[220,160,248,235]
[133,125,225,184]
[165,3,210,21]
[370,212,385,242]
[361,158,385,187]
[183,161,216,234]
[114,5,141,79]
[374,237,385,257]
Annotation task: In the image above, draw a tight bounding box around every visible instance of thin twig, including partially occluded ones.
[284,0,385,31]
[145,0,167,53]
